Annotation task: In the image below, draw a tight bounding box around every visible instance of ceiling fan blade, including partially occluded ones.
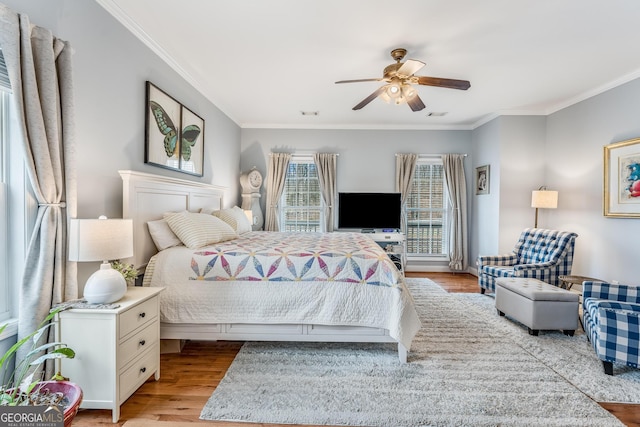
[417,76,471,90]
[407,94,426,112]
[352,85,387,110]
[396,59,425,78]
[335,78,383,84]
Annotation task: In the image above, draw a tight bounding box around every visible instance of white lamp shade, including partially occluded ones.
[69,218,134,262]
[531,190,558,209]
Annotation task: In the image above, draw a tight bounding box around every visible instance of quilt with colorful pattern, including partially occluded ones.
[186,231,401,287]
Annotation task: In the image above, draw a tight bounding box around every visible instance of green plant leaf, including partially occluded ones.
[0,391,13,405]
[25,341,73,360]
[29,348,75,366]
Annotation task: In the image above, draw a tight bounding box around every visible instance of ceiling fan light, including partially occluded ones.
[386,82,402,98]
[401,84,417,100]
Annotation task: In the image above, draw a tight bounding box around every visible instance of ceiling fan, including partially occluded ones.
[335,48,471,112]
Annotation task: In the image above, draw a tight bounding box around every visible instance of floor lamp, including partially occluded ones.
[531,187,558,228]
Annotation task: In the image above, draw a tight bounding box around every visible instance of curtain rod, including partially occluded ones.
[395,153,467,157]
[269,152,339,156]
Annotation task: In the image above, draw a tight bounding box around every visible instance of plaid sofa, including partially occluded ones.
[583,281,640,375]
[477,228,578,294]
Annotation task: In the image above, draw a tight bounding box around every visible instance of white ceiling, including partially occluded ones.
[98,0,640,130]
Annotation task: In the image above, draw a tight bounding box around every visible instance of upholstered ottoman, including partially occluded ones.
[495,277,579,336]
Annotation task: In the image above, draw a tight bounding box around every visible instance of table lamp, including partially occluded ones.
[69,216,134,303]
[531,187,558,228]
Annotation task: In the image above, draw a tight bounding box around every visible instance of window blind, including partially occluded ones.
[0,50,12,92]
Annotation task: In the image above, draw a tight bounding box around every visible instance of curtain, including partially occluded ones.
[395,153,417,232]
[264,153,291,231]
[0,5,77,365]
[442,154,467,271]
[313,153,337,232]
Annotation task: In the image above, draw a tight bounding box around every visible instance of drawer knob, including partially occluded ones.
[140,367,146,374]
[139,312,146,318]
[139,339,146,346]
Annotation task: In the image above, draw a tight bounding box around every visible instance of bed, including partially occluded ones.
[120,170,421,362]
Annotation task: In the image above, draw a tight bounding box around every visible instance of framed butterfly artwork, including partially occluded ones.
[145,81,205,176]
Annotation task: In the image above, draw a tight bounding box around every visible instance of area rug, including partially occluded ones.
[200,278,628,426]
[452,290,640,403]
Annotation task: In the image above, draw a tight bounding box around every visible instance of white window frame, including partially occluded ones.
[0,91,8,323]
[278,155,325,232]
[0,86,34,336]
[405,156,451,260]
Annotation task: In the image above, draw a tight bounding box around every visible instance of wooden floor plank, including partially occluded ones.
[72,273,639,427]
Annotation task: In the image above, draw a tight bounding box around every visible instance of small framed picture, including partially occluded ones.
[475,165,490,195]
[604,138,640,217]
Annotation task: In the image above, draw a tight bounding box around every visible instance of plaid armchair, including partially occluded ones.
[583,281,640,375]
[477,228,578,294]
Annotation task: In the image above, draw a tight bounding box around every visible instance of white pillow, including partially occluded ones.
[147,219,182,251]
[212,206,252,234]
[165,211,238,249]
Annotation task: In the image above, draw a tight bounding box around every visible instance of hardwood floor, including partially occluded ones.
[72,273,640,427]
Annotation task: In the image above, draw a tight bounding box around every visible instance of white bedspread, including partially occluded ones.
[144,231,421,349]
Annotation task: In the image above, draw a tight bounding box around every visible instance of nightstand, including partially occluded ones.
[56,287,164,423]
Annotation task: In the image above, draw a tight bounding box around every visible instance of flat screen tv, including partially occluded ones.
[338,192,402,231]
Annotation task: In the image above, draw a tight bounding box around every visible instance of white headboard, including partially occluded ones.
[120,170,226,269]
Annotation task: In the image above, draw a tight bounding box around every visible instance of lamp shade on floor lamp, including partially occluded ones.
[531,188,558,228]
[69,216,134,303]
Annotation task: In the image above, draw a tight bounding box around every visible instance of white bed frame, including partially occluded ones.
[120,170,408,362]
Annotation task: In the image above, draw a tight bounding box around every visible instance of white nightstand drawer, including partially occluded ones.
[118,321,159,368]
[119,344,158,403]
[119,295,158,339]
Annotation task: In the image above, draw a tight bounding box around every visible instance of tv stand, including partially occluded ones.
[366,231,405,275]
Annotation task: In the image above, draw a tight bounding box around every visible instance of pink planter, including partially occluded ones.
[32,381,83,427]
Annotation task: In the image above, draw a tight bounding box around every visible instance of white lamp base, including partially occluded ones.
[83,262,127,304]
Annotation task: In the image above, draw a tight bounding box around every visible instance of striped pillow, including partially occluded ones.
[211,206,252,234]
[165,211,237,249]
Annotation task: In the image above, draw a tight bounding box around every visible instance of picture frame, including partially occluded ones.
[475,165,490,195]
[604,137,640,218]
[145,81,205,177]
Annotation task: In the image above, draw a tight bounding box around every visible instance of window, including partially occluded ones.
[0,91,8,322]
[0,48,30,328]
[405,158,450,257]
[279,157,324,232]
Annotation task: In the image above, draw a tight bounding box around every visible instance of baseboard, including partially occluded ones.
[404,265,478,276]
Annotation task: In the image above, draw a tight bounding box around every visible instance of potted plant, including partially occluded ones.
[110,259,138,286]
[0,308,82,427]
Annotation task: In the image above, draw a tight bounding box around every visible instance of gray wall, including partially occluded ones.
[2,0,241,288]
[544,79,640,284]
[241,128,472,197]
[470,82,640,285]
